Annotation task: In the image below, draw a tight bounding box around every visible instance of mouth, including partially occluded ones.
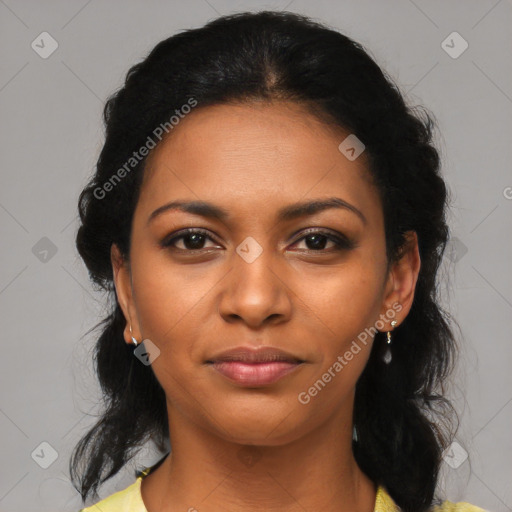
[205,346,305,387]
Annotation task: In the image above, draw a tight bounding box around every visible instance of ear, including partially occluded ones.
[379,231,421,330]
[111,243,141,344]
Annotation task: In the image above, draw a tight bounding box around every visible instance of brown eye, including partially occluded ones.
[161,229,220,251]
[290,229,356,252]
[161,228,356,254]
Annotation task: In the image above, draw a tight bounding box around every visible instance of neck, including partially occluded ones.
[141,401,376,512]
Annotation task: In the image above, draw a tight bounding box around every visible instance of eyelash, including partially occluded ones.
[161,228,356,254]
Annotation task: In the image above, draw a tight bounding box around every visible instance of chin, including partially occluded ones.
[207,407,309,446]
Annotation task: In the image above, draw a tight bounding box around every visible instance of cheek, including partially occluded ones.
[130,248,216,337]
[298,259,385,390]
[130,261,209,392]
[305,262,384,336]
[296,269,382,406]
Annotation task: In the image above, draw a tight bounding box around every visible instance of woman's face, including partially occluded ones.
[112,100,418,446]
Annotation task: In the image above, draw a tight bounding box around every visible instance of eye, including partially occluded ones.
[161,227,356,254]
[290,228,356,253]
[161,228,220,252]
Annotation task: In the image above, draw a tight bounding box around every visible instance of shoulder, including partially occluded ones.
[376,486,488,512]
[78,476,147,512]
[431,501,489,512]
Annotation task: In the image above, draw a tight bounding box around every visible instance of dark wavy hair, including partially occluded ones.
[70,10,458,512]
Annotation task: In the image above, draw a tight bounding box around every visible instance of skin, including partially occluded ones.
[111,100,421,512]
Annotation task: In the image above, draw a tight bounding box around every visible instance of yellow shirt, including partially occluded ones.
[79,466,487,512]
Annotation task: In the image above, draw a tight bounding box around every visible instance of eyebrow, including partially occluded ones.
[147,196,367,226]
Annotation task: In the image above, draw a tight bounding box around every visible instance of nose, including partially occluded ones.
[217,244,292,329]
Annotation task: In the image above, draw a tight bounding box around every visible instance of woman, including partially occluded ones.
[71,10,485,512]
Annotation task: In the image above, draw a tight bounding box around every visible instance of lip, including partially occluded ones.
[206,346,305,387]
[207,346,304,364]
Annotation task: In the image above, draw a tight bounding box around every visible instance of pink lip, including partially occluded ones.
[206,345,305,387]
[210,361,303,386]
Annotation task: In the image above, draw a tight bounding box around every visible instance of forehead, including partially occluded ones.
[137,101,380,225]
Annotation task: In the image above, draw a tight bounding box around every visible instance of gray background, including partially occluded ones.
[1,1,511,511]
